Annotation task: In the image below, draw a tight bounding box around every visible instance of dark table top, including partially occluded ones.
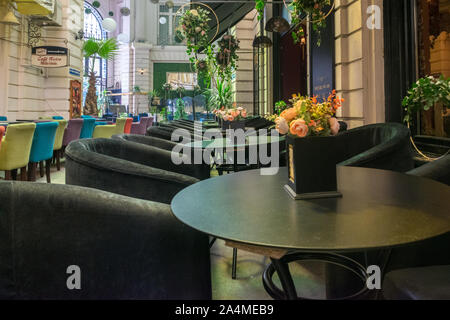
[171,167,450,252]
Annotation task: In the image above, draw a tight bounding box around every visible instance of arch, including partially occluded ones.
[83,1,108,108]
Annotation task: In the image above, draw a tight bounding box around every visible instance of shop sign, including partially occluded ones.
[31,46,69,68]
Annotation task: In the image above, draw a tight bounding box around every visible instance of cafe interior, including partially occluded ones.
[0,0,449,301]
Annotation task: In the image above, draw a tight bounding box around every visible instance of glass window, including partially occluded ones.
[83,1,108,105]
[416,0,450,137]
[158,4,186,45]
[167,72,198,90]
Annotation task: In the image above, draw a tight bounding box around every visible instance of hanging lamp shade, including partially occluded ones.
[117,33,129,43]
[253,35,272,48]
[102,18,117,32]
[265,16,290,33]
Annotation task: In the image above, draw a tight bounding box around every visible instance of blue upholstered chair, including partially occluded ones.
[52,116,64,120]
[28,122,58,183]
[0,116,7,121]
[79,118,96,139]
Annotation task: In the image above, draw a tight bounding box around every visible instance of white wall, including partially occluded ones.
[0,0,84,120]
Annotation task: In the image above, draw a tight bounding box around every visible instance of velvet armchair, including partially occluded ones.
[0,181,211,300]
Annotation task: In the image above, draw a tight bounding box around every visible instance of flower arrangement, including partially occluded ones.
[291,0,332,46]
[216,34,240,67]
[216,34,240,84]
[402,75,450,124]
[179,8,211,65]
[214,106,248,122]
[275,90,344,137]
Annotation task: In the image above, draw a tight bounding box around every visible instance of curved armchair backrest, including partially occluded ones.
[52,120,68,151]
[65,138,201,204]
[0,181,211,300]
[63,119,83,147]
[79,118,96,139]
[407,155,450,186]
[0,123,36,171]
[115,118,127,134]
[336,123,414,172]
[29,122,59,163]
[0,126,5,151]
[147,126,175,141]
[124,118,133,134]
[113,134,178,152]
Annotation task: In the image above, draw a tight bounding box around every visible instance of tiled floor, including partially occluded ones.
[1,160,327,300]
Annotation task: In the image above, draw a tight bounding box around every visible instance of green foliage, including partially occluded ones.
[208,79,233,110]
[83,38,119,73]
[133,86,141,93]
[402,75,450,124]
[174,98,188,120]
[291,0,331,46]
[275,100,288,115]
[254,0,266,21]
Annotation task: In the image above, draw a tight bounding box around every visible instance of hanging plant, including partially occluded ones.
[291,0,332,46]
[179,8,211,66]
[216,34,240,83]
[92,1,101,8]
[254,0,266,21]
[174,29,184,43]
[403,75,450,125]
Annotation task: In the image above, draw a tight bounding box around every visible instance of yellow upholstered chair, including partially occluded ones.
[92,118,128,139]
[0,123,36,180]
[52,120,68,170]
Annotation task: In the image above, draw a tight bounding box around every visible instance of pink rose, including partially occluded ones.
[275,117,289,135]
[329,117,340,136]
[290,119,309,138]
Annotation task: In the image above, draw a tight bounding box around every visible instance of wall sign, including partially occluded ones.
[32,46,69,68]
[310,7,335,100]
[69,80,82,119]
[69,68,81,77]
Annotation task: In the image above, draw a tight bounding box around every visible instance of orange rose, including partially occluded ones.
[290,119,309,138]
[280,107,298,123]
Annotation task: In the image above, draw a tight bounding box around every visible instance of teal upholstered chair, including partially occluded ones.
[0,116,7,121]
[79,118,96,139]
[28,122,58,183]
[52,116,64,120]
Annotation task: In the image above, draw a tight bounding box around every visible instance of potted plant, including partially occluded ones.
[275,91,344,200]
[214,105,248,130]
[83,38,119,115]
[403,75,450,135]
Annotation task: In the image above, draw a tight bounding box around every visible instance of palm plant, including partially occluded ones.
[83,38,119,115]
[208,79,233,110]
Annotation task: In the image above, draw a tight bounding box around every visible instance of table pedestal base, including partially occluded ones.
[262,252,369,300]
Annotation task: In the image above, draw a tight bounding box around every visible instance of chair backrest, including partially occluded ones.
[124,118,133,134]
[52,116,64,120]
[115,118,127,134]
[112,134,178,152]
[0,181,211,300]
[65,138,203,204]
[0,126,5,151]
[407,155,450,186]
[29,122,59,163]
[79,118,96,139]
[0,123,36,170]
[63,119,84,147]
[0,116,7,121]
[336,123,414,172]
[52,120,68,151]
[81,115,94,119]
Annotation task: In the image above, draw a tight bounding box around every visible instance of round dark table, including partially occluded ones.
[171,166,450,299]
